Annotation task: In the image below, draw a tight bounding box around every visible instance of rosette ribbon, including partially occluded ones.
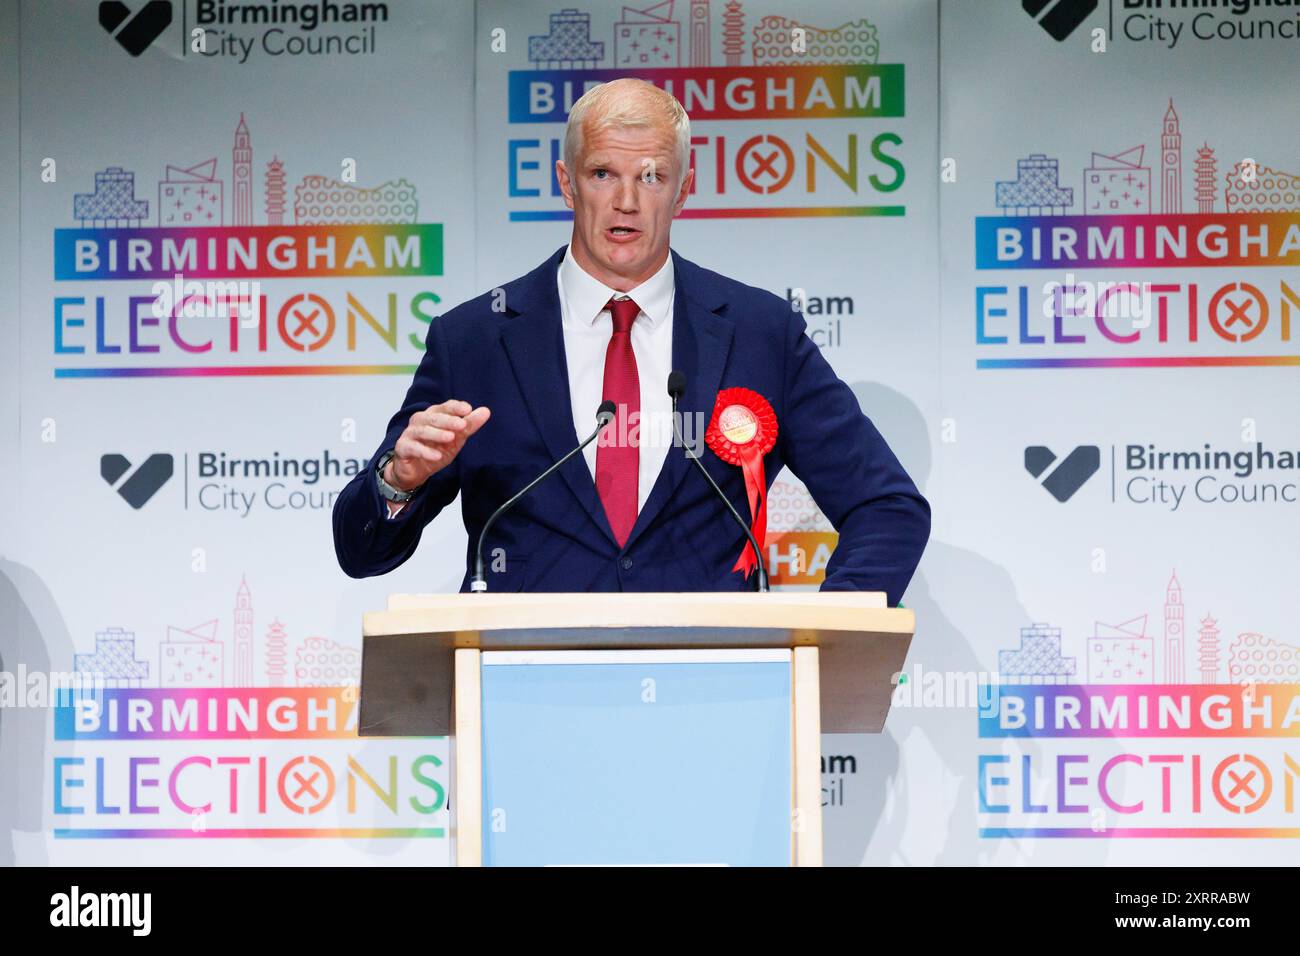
[704,388,779,577]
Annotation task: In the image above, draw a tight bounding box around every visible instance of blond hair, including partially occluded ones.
[563,78,691,183]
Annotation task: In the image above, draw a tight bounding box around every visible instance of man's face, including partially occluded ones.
[556,120,694,291]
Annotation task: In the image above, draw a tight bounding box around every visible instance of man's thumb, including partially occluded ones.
[463,406,491,436]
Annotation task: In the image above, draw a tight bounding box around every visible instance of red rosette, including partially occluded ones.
[705,388,778,578]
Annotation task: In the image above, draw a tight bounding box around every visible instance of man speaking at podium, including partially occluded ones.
[332,79,929,605]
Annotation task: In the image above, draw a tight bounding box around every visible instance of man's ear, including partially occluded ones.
[672,167,695,216]
[556,160,576,211]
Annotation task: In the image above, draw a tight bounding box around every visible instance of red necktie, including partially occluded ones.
[596,295,640,547]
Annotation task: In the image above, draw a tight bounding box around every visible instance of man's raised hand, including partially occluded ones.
[387,399,491,491]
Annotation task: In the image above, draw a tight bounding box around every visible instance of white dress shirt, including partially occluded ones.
[557,244,675,514]
[386,246,676,520]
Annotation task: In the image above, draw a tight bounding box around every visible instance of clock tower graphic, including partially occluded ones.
[1160,99,1182,214]
[234,575,254,687]
[1163,570,1185,683]
[690,0,711,66]
[233,113,253,226]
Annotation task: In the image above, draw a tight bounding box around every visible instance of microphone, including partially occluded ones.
[471,399,616,592]
[667,372,769,592]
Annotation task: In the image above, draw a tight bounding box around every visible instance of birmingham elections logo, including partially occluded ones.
[1024,445,1100,501]
[1022,0,1098,41]
[504,7,906,221]
[99,1,173,56]
[101,453,174,508]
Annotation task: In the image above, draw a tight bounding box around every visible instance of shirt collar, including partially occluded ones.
[559,244,675,328]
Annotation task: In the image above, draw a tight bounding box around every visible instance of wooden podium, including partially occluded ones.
[358,592,913,866]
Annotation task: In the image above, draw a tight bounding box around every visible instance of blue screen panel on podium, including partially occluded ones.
[479,649,792,866]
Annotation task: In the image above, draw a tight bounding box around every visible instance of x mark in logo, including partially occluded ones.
[1214,754,1270,814]
[1225,768,1257,800]
[292,306,321,339]
[749,149,781,180]
[1209,282,1266,343]
[279,293,333,352]
[279,755,334,814]
[1221,297,1254,329]
[292,770,321,801]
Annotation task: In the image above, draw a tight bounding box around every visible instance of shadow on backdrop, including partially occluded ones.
[821,383,1107,865]
[1,558,75,866]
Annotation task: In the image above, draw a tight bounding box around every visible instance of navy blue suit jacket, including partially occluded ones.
[332,245,930,604]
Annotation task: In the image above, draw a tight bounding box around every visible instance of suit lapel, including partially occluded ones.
[498,246,620,549]
[623,251,734,551]
[497,247,734,555]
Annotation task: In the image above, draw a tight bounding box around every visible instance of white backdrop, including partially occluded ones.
[2,0,1297,866]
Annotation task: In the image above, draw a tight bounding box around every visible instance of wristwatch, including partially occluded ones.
[375,450,418,503]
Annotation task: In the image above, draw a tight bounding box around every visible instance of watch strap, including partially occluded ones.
[375,450,418,503]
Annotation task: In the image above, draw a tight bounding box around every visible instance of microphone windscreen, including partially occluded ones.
[666,370,685,399]
[596,399,617,424]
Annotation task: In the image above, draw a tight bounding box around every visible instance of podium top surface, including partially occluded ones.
[366,591,906,638]
[358,592,915,736]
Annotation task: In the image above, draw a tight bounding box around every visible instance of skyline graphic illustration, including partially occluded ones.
[265,156,287,225]
[722,0,744,64]
[66,112,420,229]
[1228,632,1300,683]
[158,158,223,226]
[1224,159,1300,213]
[295,636,361,687]
[996,154,1073,216]
[234,575,254,687]
[73,167,149,226]
[990,97,1299,216]
[1197,613,1221,683]
[232,113,253,226]
[1194,144,1217,213]
[160,619,223,687]
[1083,145,1149,215]
[689,0,711,66]
[999,623,1077,684]
[751,14,878,66]
[1163,570,1185,683]
[74,626,150,687]
[615,1,680,68]
[1087,614,1152,684]
[265,618,289,686]
[1160,99,1182,214]
[292,174,419,225]
[61,565,1300,696]
[526,3,878,70]
[67,575,361,691]
[993,569,1299,685]
[529,8,605,68]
